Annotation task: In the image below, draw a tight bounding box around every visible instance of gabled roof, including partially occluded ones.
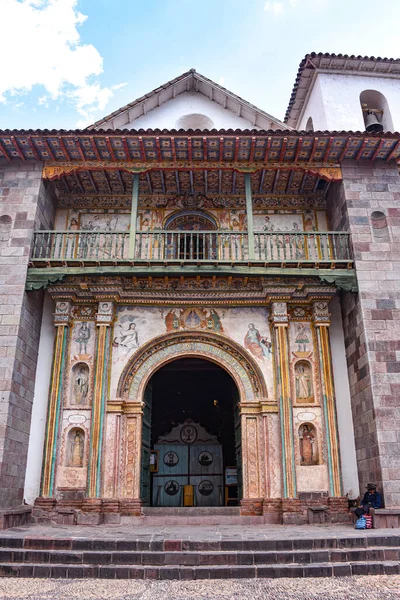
[89,69,289,131]
[285,52,400,128]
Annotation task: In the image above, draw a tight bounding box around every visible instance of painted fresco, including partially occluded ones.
[109,306,274,398]
[288,318,318,406]
[55,207,328,233]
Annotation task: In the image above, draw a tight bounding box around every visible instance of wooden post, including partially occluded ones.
[271,302,296,499]
[88,302,114,498]
[244,173,255,260]
[313,301,342,497]
[129,173,140,259]
[41,302,71,497]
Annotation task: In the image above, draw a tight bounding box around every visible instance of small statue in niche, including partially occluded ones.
[295,362,313,401]
[73,365,89,405]
[299,424,317,466]
[70,430,84,467]
[75,322,91,355]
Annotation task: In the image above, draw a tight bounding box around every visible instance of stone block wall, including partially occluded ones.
[0,161,55,508]
[328,160,400,507]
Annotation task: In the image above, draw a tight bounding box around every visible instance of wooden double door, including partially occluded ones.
[152,442,223,507]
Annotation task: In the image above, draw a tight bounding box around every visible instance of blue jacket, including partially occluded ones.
[361,491,382,509]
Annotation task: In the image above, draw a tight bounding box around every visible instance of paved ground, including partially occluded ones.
[0,575,399,599]
[2,522,400,542]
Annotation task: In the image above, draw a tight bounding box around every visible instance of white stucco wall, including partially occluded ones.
[329,294,359,499]
[24,294,55,505]
[299,73,400,132]
[117,92,256,131]
[298,76,328,131]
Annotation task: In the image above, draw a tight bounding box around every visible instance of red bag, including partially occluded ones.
[365,514,373,529]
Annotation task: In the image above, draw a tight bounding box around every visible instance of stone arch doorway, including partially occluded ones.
[146,357,241,508]
[116,331,268,515]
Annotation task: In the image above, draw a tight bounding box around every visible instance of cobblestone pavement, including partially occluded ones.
[0,575,399,599]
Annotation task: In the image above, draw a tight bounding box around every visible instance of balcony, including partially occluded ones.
[30,230,353,267]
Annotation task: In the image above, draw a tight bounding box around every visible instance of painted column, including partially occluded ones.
[313,301,342,497]
[128,173,140,259]
[240,403,264,516]
[41,301,71,498]
[87,301,114,498]
[271,302,296,499]
[244,173,255,260]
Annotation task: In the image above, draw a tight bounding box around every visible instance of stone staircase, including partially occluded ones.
[0,532,399,579]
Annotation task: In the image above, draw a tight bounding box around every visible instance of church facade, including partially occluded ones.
[1,52,400,525]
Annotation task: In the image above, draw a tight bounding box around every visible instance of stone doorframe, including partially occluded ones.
[112,331,271,515]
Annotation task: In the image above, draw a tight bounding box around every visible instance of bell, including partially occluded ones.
[365,111,383,133]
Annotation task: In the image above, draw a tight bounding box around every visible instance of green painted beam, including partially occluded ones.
[26,266,358,292]
[128,173,140,259]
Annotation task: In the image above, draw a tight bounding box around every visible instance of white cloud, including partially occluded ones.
[1,0,125,124]
[264,2,284,15]
[219,76,225,86]
[264,0,302,15]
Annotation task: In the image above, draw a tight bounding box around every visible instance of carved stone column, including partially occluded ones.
[41,301,71,498]
[240,402,264,516]
[271,302,297,499]
[313,301,342,498]
[120,402,143,516]
[87,301,114,499]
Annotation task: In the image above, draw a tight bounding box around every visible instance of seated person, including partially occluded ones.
[354,483,382,517]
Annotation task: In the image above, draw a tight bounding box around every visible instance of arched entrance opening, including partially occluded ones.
[141,357,241,508]
[164,210,218,260]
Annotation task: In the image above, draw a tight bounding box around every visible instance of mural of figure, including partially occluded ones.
[73,365,89,405]
[260,336,272,358]
[295,362,313,400]
[295,323,310,352]
[113,321,140,360]
[68,217,79,231]
[263,216,275,232]
[119,322,139,348]
[244,323,265,361]
[75,322,91,355]
[165,309,180,331]
[70,430,84,467]
[299,424,317,465]
[304,210,316,232]
[208,309,224,332]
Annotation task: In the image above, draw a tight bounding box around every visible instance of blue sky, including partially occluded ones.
[1,0,400,130]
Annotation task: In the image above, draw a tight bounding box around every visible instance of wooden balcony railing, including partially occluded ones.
[30,230,353,267]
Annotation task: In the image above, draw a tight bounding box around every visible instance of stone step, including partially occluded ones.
[1,534,398,552]
[0,560,399,579]
[141,507,241,516]
[119,515,267,526]
[0,546,398,566]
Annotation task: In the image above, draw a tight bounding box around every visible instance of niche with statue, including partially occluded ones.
[70,363,90,406]
[294,360,314,403]
[298,423,318,466]
[66,428,85,468]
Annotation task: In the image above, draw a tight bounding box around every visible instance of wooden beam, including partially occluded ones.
[10,137,25,161]
[371,139,386,162]
[355,138,369,161]
[129,173,140,259]
[27,136,41,161]
[339,137,352,162]
[106,137,117,161]
[258,169,266,194]
[387,140,400,162]
[0,140,11,162]
[244,173,255,260]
